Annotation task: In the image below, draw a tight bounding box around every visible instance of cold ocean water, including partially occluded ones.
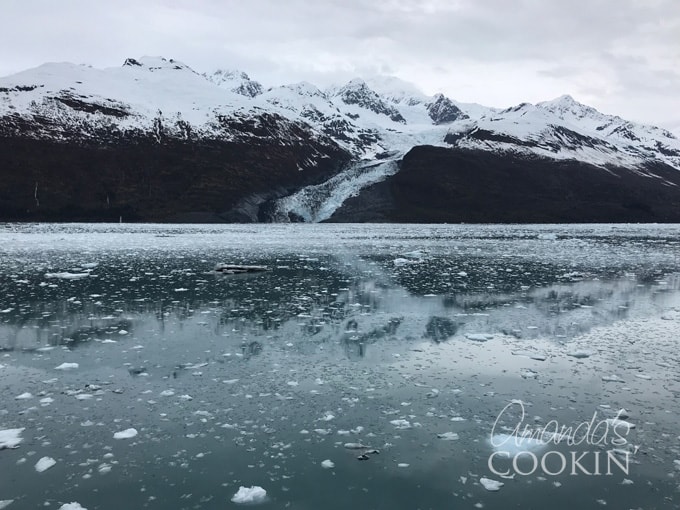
[0,223,679,509]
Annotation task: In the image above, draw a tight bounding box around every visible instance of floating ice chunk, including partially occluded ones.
[286,381,299,387]
[35,457,56,472]
[118,330,128,335]
[0,501,13,509]
[511,350,547,361]
[480,477,504,491]
[0,428,24,449]
[567,350,593,359]
[45,272,90,280]
[223,379,239,384]
[320,412,335,421]
[58,504,87,510]
[81,263,99,269]
[40,397,54,404]
[397,463,410,468]
[55,363,79,370]
[601,374,624,383]
[159,390,175,397]
[634,374,652,380]
[113,428,138,440]
[437,432,459,440]
[465,333,494,342]
[393,258,412,267]
[313,429,331,435]
[321,459,335,469]
[615,409,630,420]
[605,418,635,432]
[621,479,634,485]
[520,370,538,379]
[673,460,680,470]
[343,443,369,449]
[15,392,32,400]
[231,486,267,504]
[390,419,411,429]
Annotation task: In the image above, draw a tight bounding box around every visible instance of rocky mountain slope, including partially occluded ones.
[1,56,679,222]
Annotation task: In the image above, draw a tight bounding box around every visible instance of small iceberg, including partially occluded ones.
[113,428,138,440]
[465,333,494,342]
[0,428,24,449]
[35,457,57,472]
[214,264,270,275]
[480,477,504,491]
[45,272,90,280]
[55,363,79,371]
[231,486,267,504]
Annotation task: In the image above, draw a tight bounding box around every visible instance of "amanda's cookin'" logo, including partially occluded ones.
[488,401,639,477]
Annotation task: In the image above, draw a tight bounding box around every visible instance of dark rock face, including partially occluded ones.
[426,94,468,124]
[326,146,680,223]
[0,128,350,222]
[336,80,406,124]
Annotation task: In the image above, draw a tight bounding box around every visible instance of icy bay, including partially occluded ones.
[0,223,679,509]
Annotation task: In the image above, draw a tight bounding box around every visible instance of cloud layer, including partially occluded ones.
[2,0,679,133]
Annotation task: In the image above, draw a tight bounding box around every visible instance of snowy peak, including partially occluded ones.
[122,56,196,73]
[334,79,406,124]
[426,93,468,124]
[1,56,678,173]
[445,94,680,171]
[275,81,327,99]
[204,69,263,97]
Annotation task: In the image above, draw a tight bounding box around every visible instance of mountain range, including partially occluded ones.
[1,56,680,223]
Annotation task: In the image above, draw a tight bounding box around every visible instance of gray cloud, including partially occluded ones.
[1,0,679,133]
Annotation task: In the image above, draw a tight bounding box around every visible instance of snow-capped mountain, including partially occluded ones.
[1,56,679,223]
[204,69,263,98]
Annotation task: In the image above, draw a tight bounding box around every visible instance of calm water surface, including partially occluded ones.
[1,224,679,509]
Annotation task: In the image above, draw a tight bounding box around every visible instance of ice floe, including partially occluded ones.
[55,363,79,370]
[35,456,57,472]
[479,477,504,491]
[437,432,459,440]
[113,428,138,440]
[231,486,267,504]
[465,333,494,342]
[0,429,24,449]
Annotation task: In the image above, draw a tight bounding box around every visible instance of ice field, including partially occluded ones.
[1,223,679,509]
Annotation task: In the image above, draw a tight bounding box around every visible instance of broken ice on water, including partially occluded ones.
[0,224,679,508]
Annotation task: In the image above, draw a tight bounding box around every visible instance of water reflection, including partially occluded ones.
[2,252,679,359]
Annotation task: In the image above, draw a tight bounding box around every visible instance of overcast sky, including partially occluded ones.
[2,0,679,133]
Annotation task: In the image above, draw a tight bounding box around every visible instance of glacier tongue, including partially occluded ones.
[273,159,400,222]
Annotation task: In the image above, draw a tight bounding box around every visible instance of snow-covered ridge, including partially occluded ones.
[1,56,679,219]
